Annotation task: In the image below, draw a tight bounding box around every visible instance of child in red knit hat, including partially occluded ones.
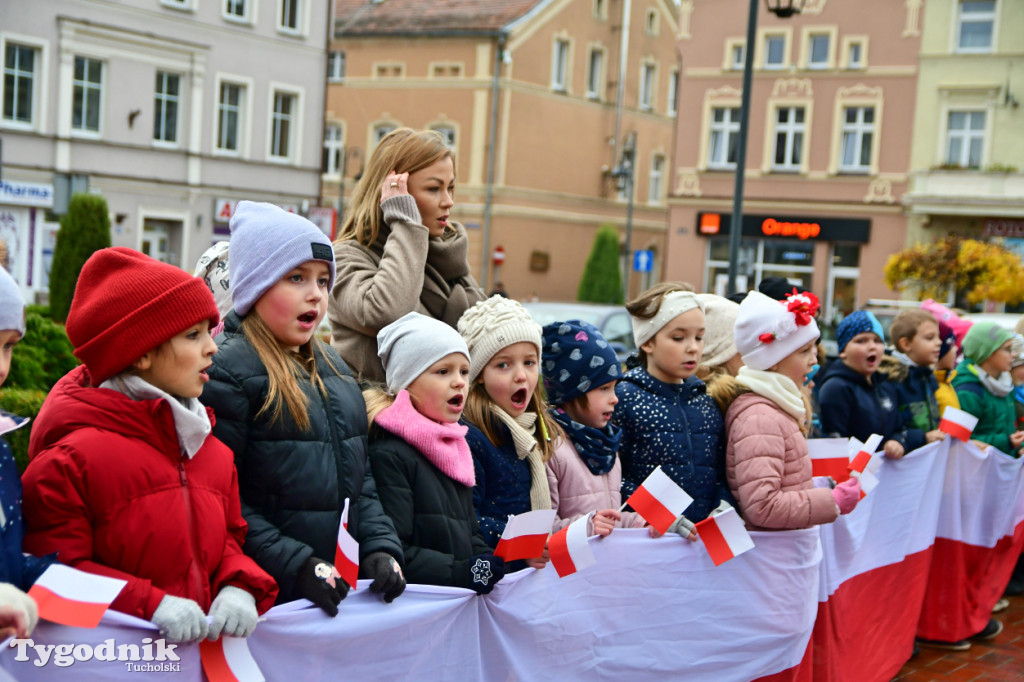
[21,247,278,643]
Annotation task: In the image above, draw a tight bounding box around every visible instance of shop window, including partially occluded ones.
[832,243,860,267]
[763,240,813,266]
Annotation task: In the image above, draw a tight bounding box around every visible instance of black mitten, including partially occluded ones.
[294,557,347,617]
[455,554,506,595]
[363,551,406,603]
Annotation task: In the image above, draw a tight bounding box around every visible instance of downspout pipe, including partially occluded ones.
[480,31,507,292]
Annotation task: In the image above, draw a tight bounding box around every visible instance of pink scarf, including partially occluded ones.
[374,390,476,487]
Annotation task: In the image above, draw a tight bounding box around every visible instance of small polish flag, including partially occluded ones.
[939,406,978,442]
[624,466,694,534]
[807,440,851,483]
[334,498,359,590]
[200,636,265,682]
[695,508,755,567]
[848,434,883,474]
[494,509,557,562]
[549,514,597,578]
[28,564,126,628]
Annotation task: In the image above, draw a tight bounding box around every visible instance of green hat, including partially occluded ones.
[962,321,1014,365]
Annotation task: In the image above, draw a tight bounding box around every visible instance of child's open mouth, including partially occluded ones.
[447,394,464,410]
[866,353,879,365]
[510,388,528,408]
[297,311,318,328]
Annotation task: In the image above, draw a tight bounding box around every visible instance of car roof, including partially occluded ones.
[520,301,625,326]
[962,312,1023,331]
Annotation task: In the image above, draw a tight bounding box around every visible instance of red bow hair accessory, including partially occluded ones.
[785,289,820,327]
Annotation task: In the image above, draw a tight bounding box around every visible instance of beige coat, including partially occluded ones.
[329,195,484,383]
[725,392,838,530]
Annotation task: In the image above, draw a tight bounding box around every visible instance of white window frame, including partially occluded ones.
[763,34,786,70]
[648,154,665,204]
[278,0,305,36]
[955,0,996,54]
[708,106,741,169]
[223,0,255,24]
[372,122,397,149]
[2,39,42,129]
[267,85,302,162]
[586,46,604,100]
[430,123,456,150]
[807,34,830,69]
[212,75,251,157]
[730,43,745,70]
[153,70,181,146]
[840,36,868,69]
[666,69,678,116]
[639,61,656,111]
[161,0,194,11]
[945,110,987,168]
[328,51,345,82]
[322,122,343,177]
[551,37,570,92]
[771,106,806,172]
[593,0,607,20]
[71,55,103,136]
[838,106,875,173]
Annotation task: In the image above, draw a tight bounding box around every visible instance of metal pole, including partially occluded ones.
[622,131,636,303]
[480,33,506,292]
[726,0,759,296]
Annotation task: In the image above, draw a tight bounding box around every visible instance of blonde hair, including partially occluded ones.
[336,128,455,247]
[697,365,745,413]
[625,281,696,367]
[240,313,340,432]
[363,386,394,425]
[462,382,561,462]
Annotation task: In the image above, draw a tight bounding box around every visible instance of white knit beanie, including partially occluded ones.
[734,291,820,371]
[457,296,542,383]
[696,293,739,369]
[378,312,469,394]
[0,267,25,337]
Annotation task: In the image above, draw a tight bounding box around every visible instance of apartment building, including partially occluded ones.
[327,0,680,300]
[0,0,329,300]
[666,0,923,321]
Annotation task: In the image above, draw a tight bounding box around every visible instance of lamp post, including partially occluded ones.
[612,130,637,303]
[726,0,804,295]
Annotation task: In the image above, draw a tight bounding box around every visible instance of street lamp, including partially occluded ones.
[612,130,637,303]
[726,0,804,295]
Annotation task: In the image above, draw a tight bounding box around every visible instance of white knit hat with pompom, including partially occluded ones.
[457,295,543,382]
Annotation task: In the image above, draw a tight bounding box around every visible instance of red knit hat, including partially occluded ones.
[66,247,220,384]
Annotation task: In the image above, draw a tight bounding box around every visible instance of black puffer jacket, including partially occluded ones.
[202,313,403,603]
[368,427,491,588]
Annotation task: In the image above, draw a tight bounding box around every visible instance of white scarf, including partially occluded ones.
[491,406,552,511]
[100,374,212,459]
[974,364,1014,398]
[736,366,807,422]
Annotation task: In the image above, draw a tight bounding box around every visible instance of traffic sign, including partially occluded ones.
[633,250,653,272]
[493,245,506,266]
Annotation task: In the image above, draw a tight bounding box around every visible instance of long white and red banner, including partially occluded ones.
[2,439,1021,681]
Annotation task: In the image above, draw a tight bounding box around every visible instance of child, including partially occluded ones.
[816,310,922,459]
[363,312,505,593]
[724,291,861,529]
[457,296,557,569]
[0,268,51,639]
[695,293,745,413]
[22,248,278,642]
[952,321,1023,457]
[613,283,732,526]
[881,310,946,445]
[541,320,647,536]
[934,320,960,416]
[201,201,405,616]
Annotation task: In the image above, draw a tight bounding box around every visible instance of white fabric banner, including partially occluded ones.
[935,440,1024,545]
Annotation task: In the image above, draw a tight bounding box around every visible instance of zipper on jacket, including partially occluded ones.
[179,457,207,603]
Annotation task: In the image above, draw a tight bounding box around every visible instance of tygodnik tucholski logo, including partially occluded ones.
[10,637,181,671]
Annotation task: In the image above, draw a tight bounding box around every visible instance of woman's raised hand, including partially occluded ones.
[380,170,410,203]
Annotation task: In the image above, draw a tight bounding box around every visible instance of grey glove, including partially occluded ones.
[363,551,405,603]
[207,586,258,640]
[667,515,697,539]
[151,595,208,643]
[711,499,734,515]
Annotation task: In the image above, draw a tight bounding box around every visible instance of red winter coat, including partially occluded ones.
[22,365,278,620]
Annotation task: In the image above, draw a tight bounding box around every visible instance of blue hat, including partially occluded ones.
[541,320,620,406]
[836,310,884,354]
[0,267,25,337]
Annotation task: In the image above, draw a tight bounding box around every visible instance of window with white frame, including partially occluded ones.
[224,0,247,19]
[945,110,986,168]
[217,82,244,152]
[322,124,342,175]
[764,35,785,69]
[708,107,740,168]
[648,155,665,203]
[431,124,456,149]
[279,0,301,32]
[328,51,345,82]
[772,106,805,171]
[373,124,396,147]
[731,43,746,70]
[839,106,874,172]
[3,43,37,125]
[72,56,103,133]
[956,0,995,53]
[594,0,607,20]
[551,38,569,91]
[162,0,191,9]
[270,90,296,159]
[153,71,180,144]
[847,42,864,68]
[586,48,603,99]
[808,34,830,69]
[639,62,655,111]
[666,70,678,116]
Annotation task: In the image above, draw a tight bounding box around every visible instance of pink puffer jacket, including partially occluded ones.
[546,438,646,532]
[725,392,838,530]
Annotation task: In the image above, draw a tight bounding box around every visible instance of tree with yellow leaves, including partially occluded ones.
[884,236,1024,306]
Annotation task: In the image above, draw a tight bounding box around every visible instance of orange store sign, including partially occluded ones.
[694,211,870,243]
[760,218,821,240]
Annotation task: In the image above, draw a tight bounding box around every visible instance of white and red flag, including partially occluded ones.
[200,636,266,682]
[28,564,126,628]
[334,498,359,590]
[494,509,557,562]
[624,466,694,534]
[808,439,852,482]
[938,406,978,442]
[549,513,597,578]
[854,454,882,500]
[695,508,755,567]
[848,434,883,474]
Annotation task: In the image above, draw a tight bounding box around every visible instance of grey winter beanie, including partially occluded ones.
[228,201,336,316]
[458,296,542,383]
[0,267,25,337]
[378,312,469,394]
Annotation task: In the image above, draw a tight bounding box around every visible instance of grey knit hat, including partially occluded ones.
[457,295,542,383]
[378,312,469,394]
[228,201,336,316]
[0,267,25,337]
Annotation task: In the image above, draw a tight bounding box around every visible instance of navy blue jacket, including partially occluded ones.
[464,420,532,549]
[816,361,925,452]
[612,367,730,522]
[881,356,940,440]
[0,415,52,591]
